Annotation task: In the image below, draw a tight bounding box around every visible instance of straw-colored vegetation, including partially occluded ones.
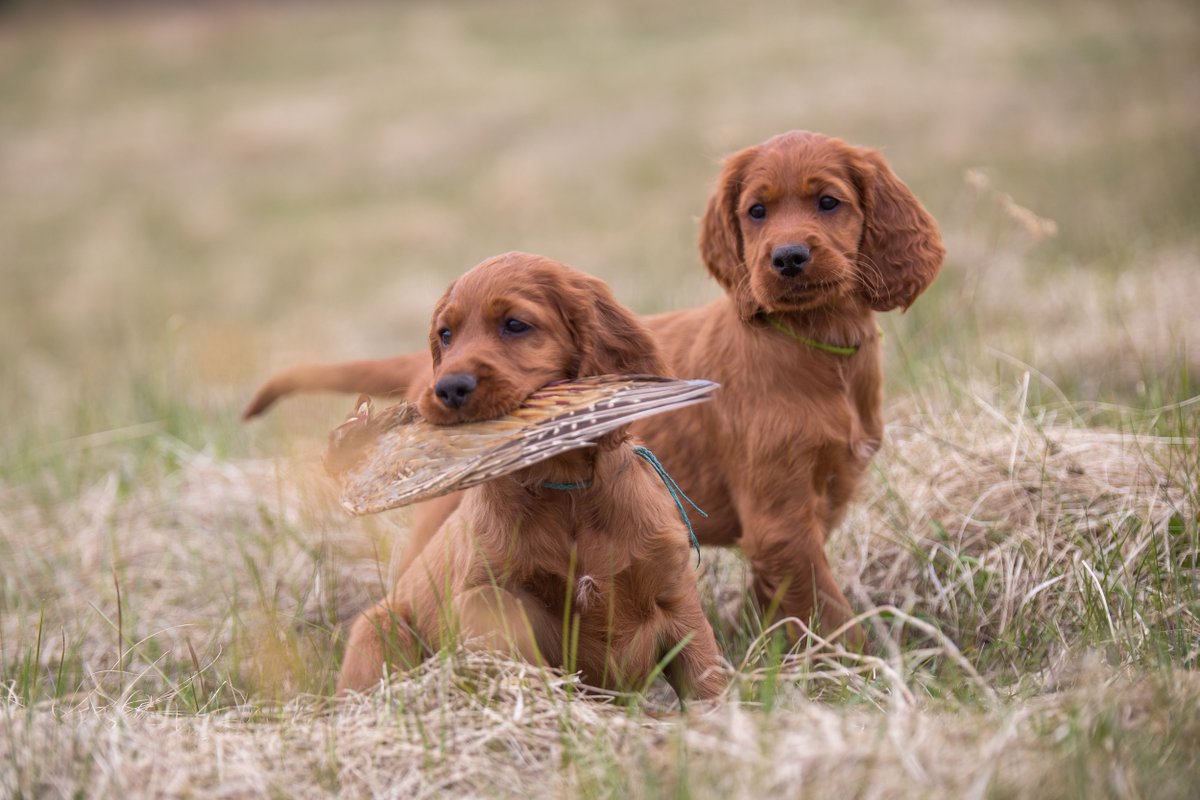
[1,1,1197,797]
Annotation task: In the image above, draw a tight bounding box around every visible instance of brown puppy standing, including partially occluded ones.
[334,252,725,699]
[249,132,944,649]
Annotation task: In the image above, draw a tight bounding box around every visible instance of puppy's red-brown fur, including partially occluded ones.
[334,253,725,699]
[250,132,944,649]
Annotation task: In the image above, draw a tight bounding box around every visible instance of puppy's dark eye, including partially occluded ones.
[503,318,531,335]
[818,195,840,211]
[439,328,452,347]
[748,203,767,220]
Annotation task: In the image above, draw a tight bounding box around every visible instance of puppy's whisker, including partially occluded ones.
[850,253,887,293]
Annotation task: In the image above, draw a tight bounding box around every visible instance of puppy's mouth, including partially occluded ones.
[757,272,848,312]
[419,371,534,426]
[422,392,528,425]
[782,279,838,294]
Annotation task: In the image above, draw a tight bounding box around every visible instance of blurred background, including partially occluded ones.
[1,0,1196,470]
[1,8,1199,778]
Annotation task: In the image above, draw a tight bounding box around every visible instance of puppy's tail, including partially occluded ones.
[241,351,430,420]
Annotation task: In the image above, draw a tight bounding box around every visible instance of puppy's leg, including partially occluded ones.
[664,596,728,701]
[337,597,423,695]
[739,508,866,652]
[452,585,561,668]
[393,492,464,580]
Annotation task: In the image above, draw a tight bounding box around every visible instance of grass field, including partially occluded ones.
[1,1,1198,796]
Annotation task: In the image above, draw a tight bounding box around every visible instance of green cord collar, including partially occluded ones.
[765,315,879,357]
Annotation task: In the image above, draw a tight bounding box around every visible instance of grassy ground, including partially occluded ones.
[1,1,1198,797]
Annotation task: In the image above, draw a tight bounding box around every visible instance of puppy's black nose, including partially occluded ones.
[435,373,477,409]
[771,244,811,277]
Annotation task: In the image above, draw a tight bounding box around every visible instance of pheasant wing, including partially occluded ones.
[330,375,717,515]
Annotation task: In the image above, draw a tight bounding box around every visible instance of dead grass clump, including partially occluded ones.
[841,382,1198,678]
[4,657,1197,798]
[0,448,400,705]
[1,654,634,798]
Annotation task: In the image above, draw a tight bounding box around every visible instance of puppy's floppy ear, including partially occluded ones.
[426,281,455,367]
[559,272,667,378]
[558,272,667,450]
[850,147,945,312]
[699,146,760,320]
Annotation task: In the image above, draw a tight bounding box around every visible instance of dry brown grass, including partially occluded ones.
[2,375,1197,797]
[5,655,1198,798]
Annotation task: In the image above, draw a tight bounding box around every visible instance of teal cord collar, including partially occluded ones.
[542,480,592,491]
[541,448,706,567]
[632,446,705,566]
[766,315,881,357]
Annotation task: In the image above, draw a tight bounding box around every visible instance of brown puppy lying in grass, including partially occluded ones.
[332,252,726,700]
[248,132,944,651]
